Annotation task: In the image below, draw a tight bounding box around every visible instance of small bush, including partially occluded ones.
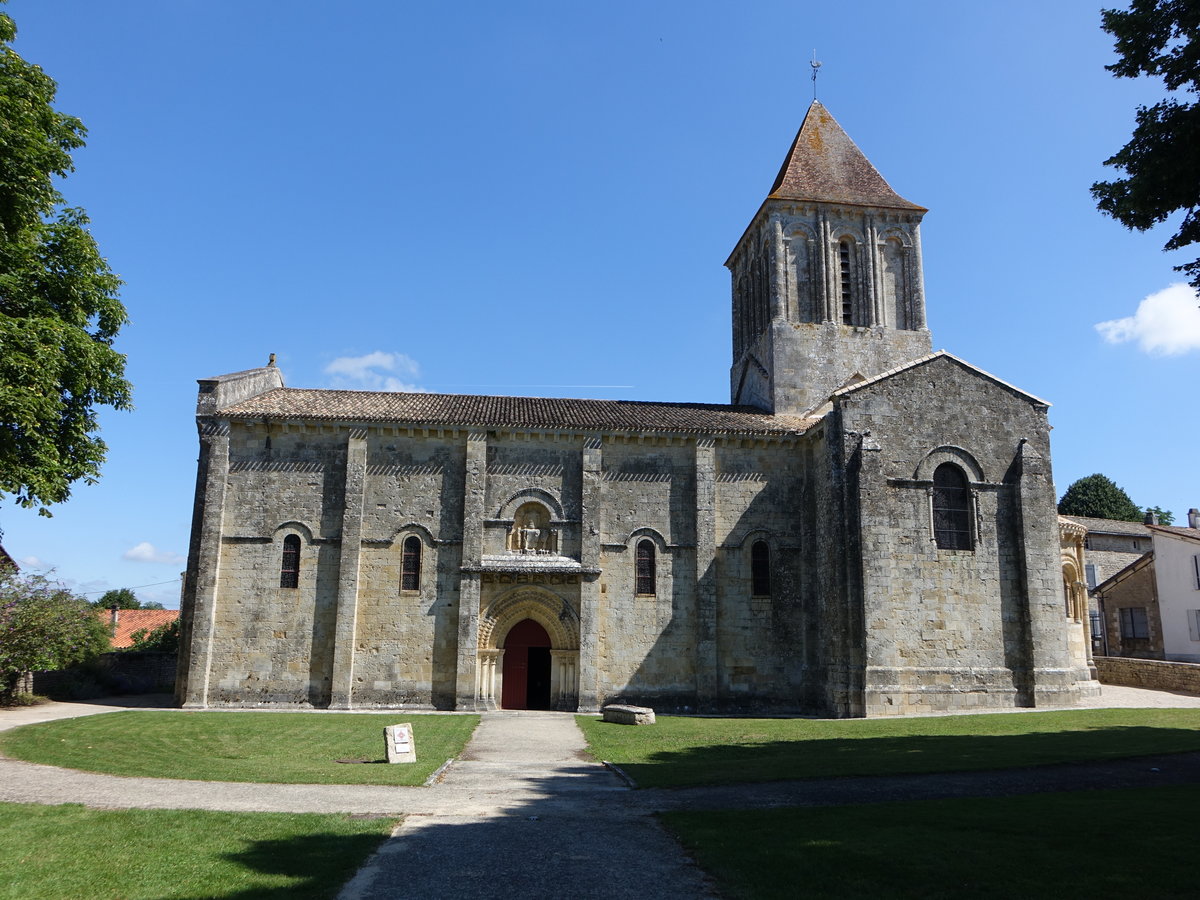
[0,692,47,708]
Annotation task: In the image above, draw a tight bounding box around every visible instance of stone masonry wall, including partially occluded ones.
[353,432,464,708]
[205,423,348,706]
[597,440,696,708]
[1098,560,1164,660]
[713,441,805,706]
[838,356,1088,714]
[1095,656,1200,694]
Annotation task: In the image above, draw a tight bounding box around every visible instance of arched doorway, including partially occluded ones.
[501,619,552,710]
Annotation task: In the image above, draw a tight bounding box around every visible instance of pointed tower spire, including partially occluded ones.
[768,101,924,211]
[726,103,932,415]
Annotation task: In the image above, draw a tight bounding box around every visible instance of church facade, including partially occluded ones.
[176,102,1097,716]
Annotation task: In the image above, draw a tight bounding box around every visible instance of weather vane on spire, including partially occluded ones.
[811,50,822,101]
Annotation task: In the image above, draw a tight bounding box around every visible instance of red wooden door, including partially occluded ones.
[501,619,551,709]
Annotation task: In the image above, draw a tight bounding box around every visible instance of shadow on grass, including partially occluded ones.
[617,724,1200,788]
[662,785,1200,899]
[169,830,395,900]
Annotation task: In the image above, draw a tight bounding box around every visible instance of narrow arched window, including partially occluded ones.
[839,240,854,324]
[401,535,422,592]
[751,540,771,596]
[933,463,973,550]
[280,535,301,589]
[635,540,656,596]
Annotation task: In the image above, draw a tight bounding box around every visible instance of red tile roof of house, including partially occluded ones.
[97,609,180,649]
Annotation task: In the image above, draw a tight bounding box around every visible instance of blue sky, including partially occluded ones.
[3,1,1198,607]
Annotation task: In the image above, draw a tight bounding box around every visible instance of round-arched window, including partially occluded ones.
[932,463,972,550]
[401,535,422,592]
[635,540,656,596]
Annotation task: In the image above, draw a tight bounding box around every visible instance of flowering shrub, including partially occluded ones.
[0,573,110,699]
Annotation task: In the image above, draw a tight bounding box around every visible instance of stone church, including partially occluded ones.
[177,101,1097,716]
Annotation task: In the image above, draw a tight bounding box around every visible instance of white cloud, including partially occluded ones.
[323,351,423,392]
[123,542,186,565]
[1095,283,1200,356]
[17,555,51,571]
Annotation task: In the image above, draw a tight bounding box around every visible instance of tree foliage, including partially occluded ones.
[0,6,131,518]
[1145,504,1175,525]
[1092,0,1200,290]
[95,587,138,609]
[1057,473,1146,521]
[0,571,108,696]
[92,587,163,610]
[128,618,179,654]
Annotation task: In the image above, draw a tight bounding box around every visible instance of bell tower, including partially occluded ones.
[728,101,933,414]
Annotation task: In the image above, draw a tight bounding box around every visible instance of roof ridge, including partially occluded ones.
[273,386,780,413]
[1147,524,1200,543]
[217,388,815,436]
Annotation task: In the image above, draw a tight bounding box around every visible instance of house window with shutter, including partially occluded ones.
[1119,607,1149,640]
[280,535,300,589]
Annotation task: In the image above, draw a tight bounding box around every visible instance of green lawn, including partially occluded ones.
[0,803,394,900]
[578,708,1200,788]
[663,785,1198,899]
[0,711,479,785]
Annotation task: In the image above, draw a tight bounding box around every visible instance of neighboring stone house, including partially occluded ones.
[1094,512,1200,662]
[177,100,1098,717]
[1061,515,1153,590]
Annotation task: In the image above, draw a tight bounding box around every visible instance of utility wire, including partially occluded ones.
[79,577,181,595]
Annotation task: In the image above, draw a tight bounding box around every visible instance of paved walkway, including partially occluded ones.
[340,712,715,899]
[4,685,1200,898]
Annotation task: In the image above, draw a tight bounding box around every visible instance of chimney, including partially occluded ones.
[1145,510,1160,526]
[1189,508,1200,529]
[109,606,119,629]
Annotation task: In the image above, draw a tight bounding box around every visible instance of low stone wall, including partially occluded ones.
[1095,656,1200,694]
[29,651,177,700]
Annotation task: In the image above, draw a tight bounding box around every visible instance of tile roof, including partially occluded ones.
[218,388,814,436]
[767,101,925,211]
[1060,516,1150,536]
[1148,524,1200,544]
[97,609,180,649]
[1092,550,1155,594]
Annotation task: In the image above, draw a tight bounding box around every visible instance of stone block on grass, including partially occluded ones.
[602,704,656,725]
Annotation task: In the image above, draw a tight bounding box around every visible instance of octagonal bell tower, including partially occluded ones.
[728,101,933,415]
